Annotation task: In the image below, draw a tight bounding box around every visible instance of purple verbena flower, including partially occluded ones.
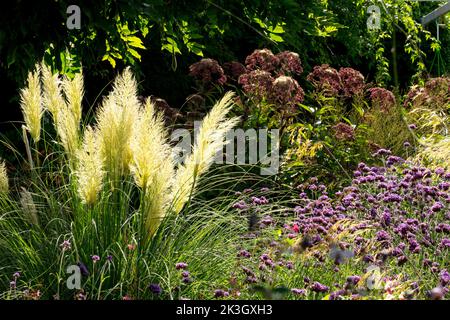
[176,262,188,270]
[149,284,162,295]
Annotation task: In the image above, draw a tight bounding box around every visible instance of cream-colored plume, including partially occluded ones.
[41,63,65,120]
[130,99,175,236]
[0,161,8,194]
[170,92,239,214]
[62,73,84,124]
[75,126,105,205]
[96,68,140,181]
[20,65,43,144]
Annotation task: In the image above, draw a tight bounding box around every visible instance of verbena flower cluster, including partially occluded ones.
[231,154,450,300]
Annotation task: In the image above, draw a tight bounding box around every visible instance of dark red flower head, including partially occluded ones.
[307,64,342,96]
[189,58,227,85]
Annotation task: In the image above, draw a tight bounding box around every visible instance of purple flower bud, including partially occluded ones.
[311,282,329,293]
[182,277,193,284]
[60,240,71,251]
[237,250,251,258]
[346,275,361,285]
[176,262,188,270]
[232,200,248,210]
[376,230,390,241]
[291,288,307,295]
[214,289,229,298]
[149,284,162,295]
[77,262,90,277]
[440,269,450,286]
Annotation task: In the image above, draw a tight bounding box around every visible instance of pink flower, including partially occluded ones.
[339,67,365,97]
[368,87,396,112]
[245,49,280,72]
[238,70,274,100]
[307,64,342,96]
[276,51,303,75]
[189,58,227,85]
[269,75,304,107]
[332,122,355,141]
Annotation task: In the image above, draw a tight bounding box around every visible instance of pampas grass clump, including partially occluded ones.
[17,64,239,237]
[129,98,175,235]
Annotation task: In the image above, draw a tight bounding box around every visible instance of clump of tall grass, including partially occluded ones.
[364,102,413,157]
[0,63,242,299]
[413,137,450,169]
[404,77,450,139]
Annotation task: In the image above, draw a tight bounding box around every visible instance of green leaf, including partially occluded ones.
[102,54,116,68]
[128,48,142,60]
[269,33,284,42]
[127,36,146,49]
[162,37,181,55]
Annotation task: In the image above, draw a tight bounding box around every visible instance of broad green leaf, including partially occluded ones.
[127,36,146,49]
[128,48,142,60]
[269,33,284,42]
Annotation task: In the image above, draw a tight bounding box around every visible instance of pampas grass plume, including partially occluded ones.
[20,64,43,144]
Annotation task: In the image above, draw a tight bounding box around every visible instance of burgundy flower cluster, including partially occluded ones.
[244,49,303,75]
[245,48,281,73]
[189,58,227,86]
[307,64,342,96]
[332,122,355,141]
[223,61,247,81]
[270,76,305,108]
[367,87,396,112]
[238,70,274,101]
[277,51,304,76]
[339,67,366,98]
[307,65,365,98]
[238,49,305,108]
